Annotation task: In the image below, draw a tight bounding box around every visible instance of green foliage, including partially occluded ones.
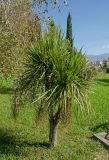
[66,12,73,48]
[102,60,109,73]
[13,26,95,124]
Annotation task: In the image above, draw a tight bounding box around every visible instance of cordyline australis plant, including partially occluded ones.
[13,26,96,147]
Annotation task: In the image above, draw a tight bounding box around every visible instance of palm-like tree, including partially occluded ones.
[13,26,95,147]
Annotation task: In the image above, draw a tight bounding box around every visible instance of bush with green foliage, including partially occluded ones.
[13,26,96,147]
[0,0,41,77]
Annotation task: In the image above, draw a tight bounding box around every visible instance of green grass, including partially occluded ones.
[0,74,109,160]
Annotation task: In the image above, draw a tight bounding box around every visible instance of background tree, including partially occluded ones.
[66,12,73,48]
[13,26,95,147]
[0,0,69,78]
[0,0,41,77]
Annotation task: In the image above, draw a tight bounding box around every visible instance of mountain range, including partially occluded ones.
[86,53,109,62]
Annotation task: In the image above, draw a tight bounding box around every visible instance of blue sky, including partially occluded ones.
[47,0,109,55]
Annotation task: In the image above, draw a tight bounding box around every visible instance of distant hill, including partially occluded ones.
[86,53,109,62]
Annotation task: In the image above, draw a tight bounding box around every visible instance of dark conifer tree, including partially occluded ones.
[66,12,73,48]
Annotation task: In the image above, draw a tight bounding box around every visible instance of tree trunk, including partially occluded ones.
[49,116,59,147]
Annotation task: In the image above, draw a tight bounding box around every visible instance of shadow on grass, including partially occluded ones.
[96,78,109,86]
[0,87,13,94]
[90,122,109,132]
[0,129,49,156]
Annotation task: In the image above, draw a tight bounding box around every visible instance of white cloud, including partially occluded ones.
[102,44,109,49]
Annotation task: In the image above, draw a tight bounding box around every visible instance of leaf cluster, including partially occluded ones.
[13,26,96,119]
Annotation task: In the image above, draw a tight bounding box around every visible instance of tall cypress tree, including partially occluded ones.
[66,12,73,48]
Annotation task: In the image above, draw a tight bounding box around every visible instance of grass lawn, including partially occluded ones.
[0,73,109,160]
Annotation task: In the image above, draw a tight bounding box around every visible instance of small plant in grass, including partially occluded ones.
[13,26,96,147]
